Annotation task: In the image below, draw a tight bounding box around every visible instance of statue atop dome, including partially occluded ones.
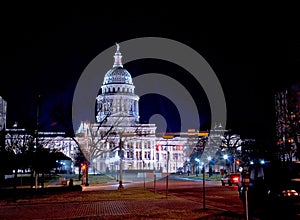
[113,42,123,68]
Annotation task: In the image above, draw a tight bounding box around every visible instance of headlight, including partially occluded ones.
[282,189,299,197]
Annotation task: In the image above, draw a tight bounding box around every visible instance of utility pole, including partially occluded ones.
[203,165,206,209]
[35,93,40,190]
[85,138,89,186]
[166,151,169,199]
[198,131,210,210]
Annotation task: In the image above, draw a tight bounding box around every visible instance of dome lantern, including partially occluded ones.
[102,43,133,85]
[113,42,123,68]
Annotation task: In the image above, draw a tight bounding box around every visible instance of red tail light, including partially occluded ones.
[232,177,239,182]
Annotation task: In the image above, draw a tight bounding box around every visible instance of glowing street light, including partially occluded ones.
[195,158,200,176]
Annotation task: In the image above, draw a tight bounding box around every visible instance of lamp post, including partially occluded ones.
[165,151,170,199]
[187,158,190,176]
[117,132,135,190]
[223,154,228,177]
[84,137,89,186]
[198,131,210,210]
[202,161,206,210]
[163,134,173,199]
[195,158,200,176]
[143,160,146,189]
[118,140,124,190]
[202,156,211,210]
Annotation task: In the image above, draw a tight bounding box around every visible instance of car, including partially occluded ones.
[221,172,241,186]
[238,161,300,219]
[175,167,184,175]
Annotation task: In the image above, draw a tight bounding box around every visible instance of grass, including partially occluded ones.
[15,187,167,204]
[72,174,116,186]
[184,173,222,181]
[1,172,223,188]
[0,173,116,188]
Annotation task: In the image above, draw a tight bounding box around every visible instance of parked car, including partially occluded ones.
[221,172,241,186]
[238,161,300,219]
[175,167,184,175]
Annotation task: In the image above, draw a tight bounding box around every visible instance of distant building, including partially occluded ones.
[275,83,300,161]
[4,128,77,173]
[0,96,7,131]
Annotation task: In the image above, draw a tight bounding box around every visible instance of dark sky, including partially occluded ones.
[1,5,300,145]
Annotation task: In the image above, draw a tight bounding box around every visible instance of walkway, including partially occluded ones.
[0,197,245,220]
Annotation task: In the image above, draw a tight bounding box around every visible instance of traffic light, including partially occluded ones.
[156,144,161,151]
[81,163,86,170]
[236,160,240,165]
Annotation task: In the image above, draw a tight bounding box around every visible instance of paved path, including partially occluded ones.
[0,197,245,220]
[0,180,246,219]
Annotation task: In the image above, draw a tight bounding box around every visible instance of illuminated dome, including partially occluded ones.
[103,67,133,85]
[97,43,140,124]
[103,43,133,85]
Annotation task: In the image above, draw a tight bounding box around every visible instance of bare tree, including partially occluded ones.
[5,129,33,193]
[219,131,242,172]
[275,85,300,161]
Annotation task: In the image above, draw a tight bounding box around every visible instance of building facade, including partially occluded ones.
[275,84,300,161]
[0,96,7,131]
[75,44,188,173]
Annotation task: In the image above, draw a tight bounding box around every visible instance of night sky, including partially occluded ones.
[1,5,300,146]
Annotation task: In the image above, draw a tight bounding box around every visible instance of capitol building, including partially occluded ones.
[0,44,201,176]
[75,44,190,174]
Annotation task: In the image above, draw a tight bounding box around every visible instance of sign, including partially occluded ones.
[198,131,209,137]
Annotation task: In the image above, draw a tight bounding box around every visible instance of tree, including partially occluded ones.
[275,84,300,161]
[4,129,32,189]
[0,148,15,185]
[189,136,207,173]
[73,147,85,180]
[220,131,243,172]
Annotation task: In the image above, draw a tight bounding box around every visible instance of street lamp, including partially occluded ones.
[81,163,86,185]
[187,158,190,176]
[195,158,200,176]
[202,156,212,210]
[166,151,170,199]
[222,154,228,176]
[118,140,124,190]
[143,160,146,189]
[116,132,135,190]
[163,134,173,199]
